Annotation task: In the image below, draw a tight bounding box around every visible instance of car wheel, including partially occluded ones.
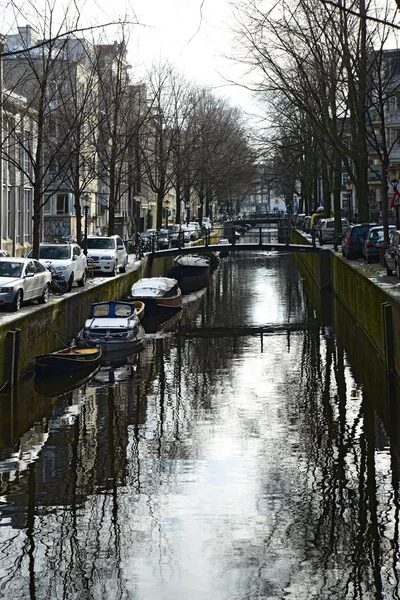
[386,260,393,276]
[119,259,127,273]
[67,274,74,292]
[110,261,117,277]
[77,270,86,287]
[38,283,50,304]
[11,289,23,312]
[366,254,371,264]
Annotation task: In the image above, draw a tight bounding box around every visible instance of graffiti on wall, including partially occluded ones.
[44,220,71,241]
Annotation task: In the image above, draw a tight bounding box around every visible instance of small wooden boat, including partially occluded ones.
[129,277,182,316]
[77,300,145,355]
[168,254,211,294]
[131,300,145,321]
[35,345,102,375]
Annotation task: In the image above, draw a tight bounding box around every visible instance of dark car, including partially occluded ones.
[341,223,377,259]
[157,229,170,250]
[384,229,400,277]
[363,225,396,264]
[168,224,184,247]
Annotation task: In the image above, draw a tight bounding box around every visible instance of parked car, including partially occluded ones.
[157,229,170,250]
[181,226,192,244]
[363,225,396,264]
[0,257,51,311]
[202,217,212,231]
[84,235,128,276]
[303,215,312,233]
[188,222,201,240]
[342,223,377,259]
[168,224,185,247]
[28,243,87,291]
[319,218,349,245]
[384,229,400,277]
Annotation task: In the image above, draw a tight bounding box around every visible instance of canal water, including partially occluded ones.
[0,248,399,599]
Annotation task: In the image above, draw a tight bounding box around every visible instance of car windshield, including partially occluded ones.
[0,261,23,277]
[169,225,180,233]
[159,229,168,236]
[86,238,115,249]
[39,246,70,259]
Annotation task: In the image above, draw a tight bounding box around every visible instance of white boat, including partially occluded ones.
[168,254,211,293]
[77,301,145,356]
[129,277,182,316]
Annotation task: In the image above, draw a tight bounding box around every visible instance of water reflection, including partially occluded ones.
[0,254,399,599]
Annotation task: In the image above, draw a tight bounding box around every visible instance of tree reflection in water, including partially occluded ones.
[0,254,399,599]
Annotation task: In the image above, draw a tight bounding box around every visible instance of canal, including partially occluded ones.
[0,248,399,599]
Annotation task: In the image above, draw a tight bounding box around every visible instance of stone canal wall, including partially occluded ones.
[292,229,400,379]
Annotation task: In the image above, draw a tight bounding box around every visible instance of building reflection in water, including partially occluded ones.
[0,253,399,599]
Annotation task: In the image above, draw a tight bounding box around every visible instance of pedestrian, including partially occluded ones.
[96,226,102,236]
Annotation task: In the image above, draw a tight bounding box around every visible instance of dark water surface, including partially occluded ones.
[0,251,399,599]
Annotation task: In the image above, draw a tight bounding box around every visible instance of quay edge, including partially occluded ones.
[292,229,400,381]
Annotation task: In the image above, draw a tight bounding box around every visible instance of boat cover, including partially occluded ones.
[131,277,178,298]
[174,255,210,268]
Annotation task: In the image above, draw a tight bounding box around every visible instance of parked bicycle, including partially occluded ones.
[46,263,69,295]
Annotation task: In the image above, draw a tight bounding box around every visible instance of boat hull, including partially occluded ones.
[35,346,102,375]
[168,265,210,294]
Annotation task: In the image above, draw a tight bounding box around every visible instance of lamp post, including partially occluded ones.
[185,200,190,226]
[83,193,90,256]
[164,199,171,229]
[391,179,400,229]
[135,194,141,235]
[345,181,353,223]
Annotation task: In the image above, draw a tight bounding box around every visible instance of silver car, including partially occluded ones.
[0,257,52,311]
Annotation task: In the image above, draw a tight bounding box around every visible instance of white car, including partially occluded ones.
[85,235,128,276]
[29,243,87,291]
[0,257,52,311]
[187,222,201,240]
[202,217,212,231]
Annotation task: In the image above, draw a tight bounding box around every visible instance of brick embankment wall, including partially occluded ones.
[292,228,400,379]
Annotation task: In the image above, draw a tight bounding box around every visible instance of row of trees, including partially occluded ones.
[0,2,258,257]
[233,0,400,236]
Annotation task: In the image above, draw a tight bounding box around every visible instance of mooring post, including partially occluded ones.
[383,302,394,375]
[7,328,21,388]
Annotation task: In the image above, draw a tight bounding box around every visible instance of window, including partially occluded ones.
[56,194,69,215]
[43,195,52,215]
[342,173,350,184]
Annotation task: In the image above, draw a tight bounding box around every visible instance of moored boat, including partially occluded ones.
[129,277,182,316]
[77,301,145,356]
[35,344,102,375]
[168,254,211,294]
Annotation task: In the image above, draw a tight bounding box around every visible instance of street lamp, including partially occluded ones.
[83,193,90,256]
[345,181,353,223]
[185,200,190,226]
[164,198,171,229]
[391,179,400,228]
[135,194,141,235]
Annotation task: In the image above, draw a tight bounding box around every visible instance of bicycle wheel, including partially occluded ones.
[50,277,69,295]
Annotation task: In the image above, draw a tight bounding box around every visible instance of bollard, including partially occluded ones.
[383,302,394,375]
[7,329,21,388]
